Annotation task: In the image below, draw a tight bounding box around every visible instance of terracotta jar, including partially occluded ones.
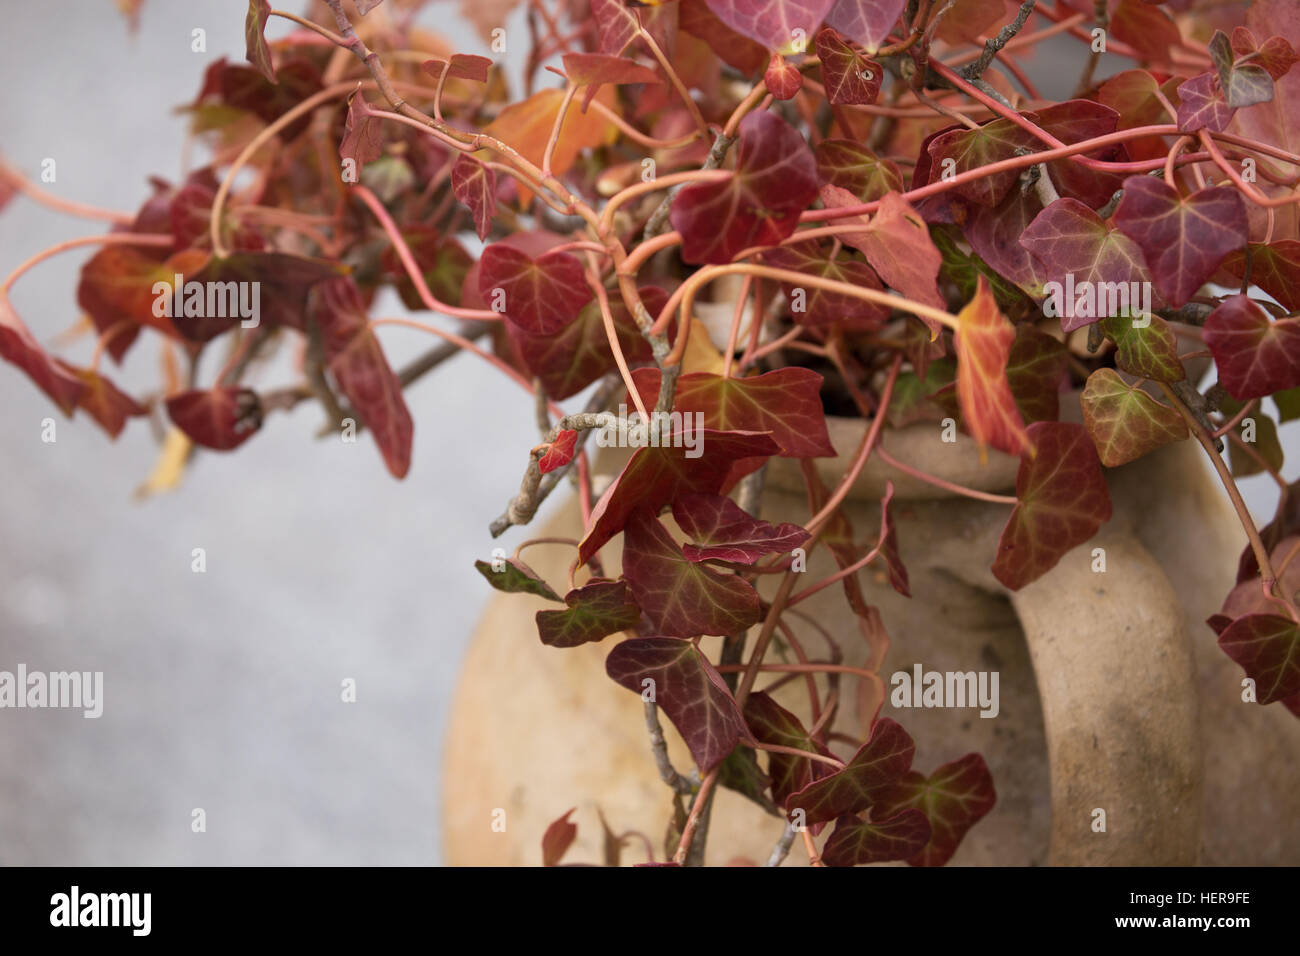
[443,411,1300,866]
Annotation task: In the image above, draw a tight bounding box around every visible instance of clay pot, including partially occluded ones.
[443,412,1300,866]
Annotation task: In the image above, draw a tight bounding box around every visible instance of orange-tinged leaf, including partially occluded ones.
[954,277,1031,458]
[483,86,618,185]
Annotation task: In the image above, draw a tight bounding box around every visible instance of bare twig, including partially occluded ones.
[961,0,1036,82]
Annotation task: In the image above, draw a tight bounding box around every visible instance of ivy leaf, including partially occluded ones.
[785,717,915,824]
[474,557,562,602]
[820,810,932,867]
[1081,368,1188,467]
[744,691,838,807]
[309,277,414,479]
[761,241,888,329]
[955,276,1032,458]
[933,0,1004,45]
[823,187,945,312]
[1222,241,1300,313]
[538,429,579,475]
[816,27,882,105]
[483,86,616,191]
[1203,294,1300,400]
[1019,198,1156,333]
[670,111,819,265]
[339,89,384,167]
[925,117,1039,207]
[542,808,578,866]
[1211,30,1277,109]
[814,139,902,202]
[477,245,593,335]
[718,746,779,815]
[380,227,472,314]
[1112,177,1248,308]
[1231,27,1299,81]
[622,508,762,637]
[992,421,1113,590]
[764,54,803,101]
[508,287,665,401]
[963,188,1050,299]
[874,754,997,866]
[1098,70,1185,163]
[55,362,147,439]
[1006,326,1069,424]
[450,156,497,241]
[535,580,641,648]
[561,52,662,110]
[244,0,275,83]
[0,305,85,415]
[421,54,492,84]
[822,0,908,53]
[165,386,262,451]
[605,636,750,772]
[932,225,1037,322]
[627,368,837,458]
[673,493,809,563]
[1221,397,1283,478]
[704,0,837,53]
[578,430,783,565]
[1217,614,1300,705]
[1176,72,1236,134]
[679,0,769,74]
[1110,0,1181,66]
[1099,313,1186,383]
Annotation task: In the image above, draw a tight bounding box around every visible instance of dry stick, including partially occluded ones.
[764,822,798,867]
[1160,382,1299,623]
[645,700,695,795]
[961,0,1036,81]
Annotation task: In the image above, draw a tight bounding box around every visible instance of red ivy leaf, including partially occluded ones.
[673,493,809,563]
[744,691,838,807]
[1211,30,1277,109]
[1217,614,1300,705]
[822,0,908,53]
[874,753,997,866]
[165,386,262,451]
[1222,241,1300,313]
[815,139,903,202]
[704,0,836,53]
[820,810,932,867]
[536,579,641,648]
[680,0,768,73]
[1099,313,1185,383]
[579,430,781,565]
[761,240,888,329]
[1020,197,1156,333]
[1081,368,1187,467]
[55,361,146,439]
[1176,72,1235,134]
[1231,27,1299,82]
[422,54,492,84]
[309,277,413,478]
[1110,0,1181,66]
[243,0,275,83]
[0,304,84,415]
[605,636,751,771]
[764,53,803,101]
[992,421,1112,590]
[478,244,593,334]
[815,27,882,105]
[622,508,762,637]
[1006,325,1069,424]
[538,429,578,475]
[785,717,915,824]
[339,89,384,167]
[1204,293,1300,400]
[955,276,1032,458]
[541,808,578,866]
[562,52,661,110]
[628,368,837,458]
[1112,177,1248,308]
[670,111,818,265]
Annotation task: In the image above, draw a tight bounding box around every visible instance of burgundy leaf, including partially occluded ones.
[823,186,946,312]
[1222,241,1300,313]
[822,0,908,52]
[704,0,837,53]
[815,139,903,202]
[673,493,809,563]
[1006,325,1069,424]
[670,111,818,265]
[0,304,84,415]
[605,636,750,771]
[244,0,275,83]
[578,430,782,565]
[785,717,916,824]
[820,809,932,867]
[1112,177,1248,307]
[622,508,762,637]
[744,691,838,806]
[764,53,802,101]
[561,52,661,110]
[536,579,641,648]
[165,386,262,451]
[478,244,593,334]
[762,240,888,329]
[874,753,997,866]
[309,277,413,478]
[1217,614,1300,705]
[992,421,1113,590]
[541,808,578,866]
[1203,293,1300,400]
[54,361,147,439]
[1176,72,1235,133]
[816,27,882,105]
[339,89,384,167]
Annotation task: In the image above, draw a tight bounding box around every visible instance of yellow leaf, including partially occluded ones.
[135,427,193,499]
[682,317,725,377]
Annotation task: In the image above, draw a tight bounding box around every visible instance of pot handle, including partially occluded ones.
[1006,526,1203,865]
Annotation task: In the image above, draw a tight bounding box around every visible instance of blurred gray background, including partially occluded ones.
[0,1,1293,866]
